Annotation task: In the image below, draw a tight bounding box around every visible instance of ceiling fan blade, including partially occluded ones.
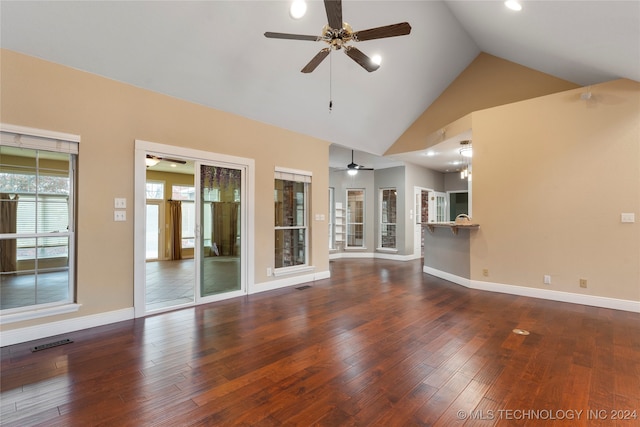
[301,48,330,73]
[264,32,320,41]
[352,22,412,42]
[161,157,187,165]
[147,154,187,165]
[324,0,343,30]
[344,47,380,72]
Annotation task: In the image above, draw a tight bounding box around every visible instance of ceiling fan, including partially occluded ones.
[264,0,411,73]
[346,150,373,175]
[146,154,187,167]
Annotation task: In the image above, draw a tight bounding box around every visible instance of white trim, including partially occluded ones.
[423,266,640,313]
[0,303,81,325]
[423,266,471,287]
[0,123,81,143]
[275,166,312,177]
[376,248,399,253]
[329,251,415,261]
[252,270,330,294]
[0,307,134,346]
[273,265,315,277]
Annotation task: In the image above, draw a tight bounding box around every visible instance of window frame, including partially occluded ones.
[378,187,397,250]
[0,124,80,322]
[346,188,365,249]
[171,184,196,249]
[273,168,311,275]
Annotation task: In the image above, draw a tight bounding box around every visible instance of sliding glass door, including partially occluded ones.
[134,140,252,318]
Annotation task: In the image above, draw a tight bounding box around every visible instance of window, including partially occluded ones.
[172,185,195,249]
[274,169,310,269]
[346,189,365,248]
[145,181,164,200]
[1,129,77,312]
[379,188,397,249]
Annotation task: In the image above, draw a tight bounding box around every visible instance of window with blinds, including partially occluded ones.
[0,127,77,312]
[274,168,311,270]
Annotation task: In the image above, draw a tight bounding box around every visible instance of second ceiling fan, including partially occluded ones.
[346,150,373,175]
[265,0,411,73]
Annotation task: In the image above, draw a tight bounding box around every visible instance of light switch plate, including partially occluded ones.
[114,198,127,209]
[621,213,635,223]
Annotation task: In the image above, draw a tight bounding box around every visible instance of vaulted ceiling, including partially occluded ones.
[1,1,638,169]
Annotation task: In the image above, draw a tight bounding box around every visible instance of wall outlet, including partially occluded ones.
[543,275,551,285]
[266,267,272,277]
[621,213,635,223]
[579,278,588,288]
[482,269,489,277]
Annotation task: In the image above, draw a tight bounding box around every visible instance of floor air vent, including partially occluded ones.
[31,338,73,352]
[295,285,312,290]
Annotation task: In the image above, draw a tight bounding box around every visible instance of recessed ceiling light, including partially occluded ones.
[290,0,307,19]
[371,54,382,66]
[505,0,522,11]
[425,150,436,157]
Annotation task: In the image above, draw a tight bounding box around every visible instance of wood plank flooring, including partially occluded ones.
[1,259,639,426]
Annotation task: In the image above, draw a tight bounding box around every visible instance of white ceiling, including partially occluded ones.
[2,1,638,173]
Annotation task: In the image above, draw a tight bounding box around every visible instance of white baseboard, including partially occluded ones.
[252,269,331,294]
[423,266,471,288]
[423,266,640,313]
[330,252,417,261]
[1,307,135,346]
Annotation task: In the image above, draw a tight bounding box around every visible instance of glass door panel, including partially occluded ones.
[144,160,195,313]
[199,165,242,297]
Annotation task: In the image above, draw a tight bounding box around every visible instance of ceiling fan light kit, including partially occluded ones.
[265,0,411,73]
[145,154,187,168]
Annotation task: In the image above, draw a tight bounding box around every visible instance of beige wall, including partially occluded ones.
[471,79,640,301]
[1,49,330,330]
[386,53,579,155]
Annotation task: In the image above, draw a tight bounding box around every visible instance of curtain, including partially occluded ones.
[0,193,19,273]
[212,202,239,256]
[169,200,182,260]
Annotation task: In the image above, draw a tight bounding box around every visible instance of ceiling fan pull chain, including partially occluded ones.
[329,50,333,112]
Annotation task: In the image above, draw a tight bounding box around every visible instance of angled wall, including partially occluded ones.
[386,53,579,155]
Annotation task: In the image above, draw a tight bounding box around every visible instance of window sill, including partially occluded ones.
[344,247,367,251]
[0,303,81,325]
[273,265,315,277]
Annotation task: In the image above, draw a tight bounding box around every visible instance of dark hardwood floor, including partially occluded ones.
[1,259,639,426]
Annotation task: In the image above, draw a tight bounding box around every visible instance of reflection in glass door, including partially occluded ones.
[199,165,242,297]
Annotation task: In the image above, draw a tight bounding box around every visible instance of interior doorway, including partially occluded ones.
[413,187,432,258]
